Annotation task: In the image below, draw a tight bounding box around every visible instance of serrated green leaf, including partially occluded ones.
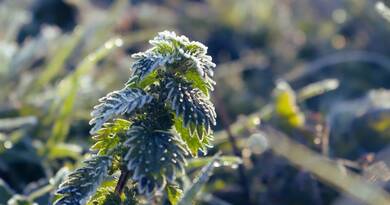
[50,167,70,187]
[55,156,112,205]
[166,78,216,133]
[89,88,153,134]
[101,192,121,205]
[139,69,159,88]
[91,119,131,155]
[174,117,212,157]
[124,125,187,195]
[87,186,120,205]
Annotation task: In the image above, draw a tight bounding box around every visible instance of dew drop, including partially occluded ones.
[3,141,12,149]
[87,55,96,61]
[114,38,124,47]
[213,161,221,167]
[231,164,239,169]
[104,41,113,49]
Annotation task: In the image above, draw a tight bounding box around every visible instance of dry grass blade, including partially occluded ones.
[32,27,84,93]
[259,125,390,205]
[297,78,339,102]
[47,37,124,148]
[178,152,221,205]
[376,2,390,22]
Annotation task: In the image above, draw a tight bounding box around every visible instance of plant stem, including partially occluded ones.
[115,170,131,195]
[28,184,54,201]
[213,89,252,205]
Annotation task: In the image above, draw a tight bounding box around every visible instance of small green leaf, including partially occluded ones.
[91,119,131,155]
[139,69,159,88]
[130,31,215,86]
[166,184,183,205]
[87,186,120,205]
[126,69,159,89]
[273,80,305,129]
[184,69,213,96]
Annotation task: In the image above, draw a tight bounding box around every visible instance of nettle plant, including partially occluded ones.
[54,31,217,205]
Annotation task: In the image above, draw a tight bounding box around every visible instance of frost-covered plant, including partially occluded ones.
[54,31,217,204]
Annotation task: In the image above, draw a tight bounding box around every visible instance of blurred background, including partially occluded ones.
[0,0,390,204]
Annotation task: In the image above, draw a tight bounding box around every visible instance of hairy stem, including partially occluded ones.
[115,169,131,195]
